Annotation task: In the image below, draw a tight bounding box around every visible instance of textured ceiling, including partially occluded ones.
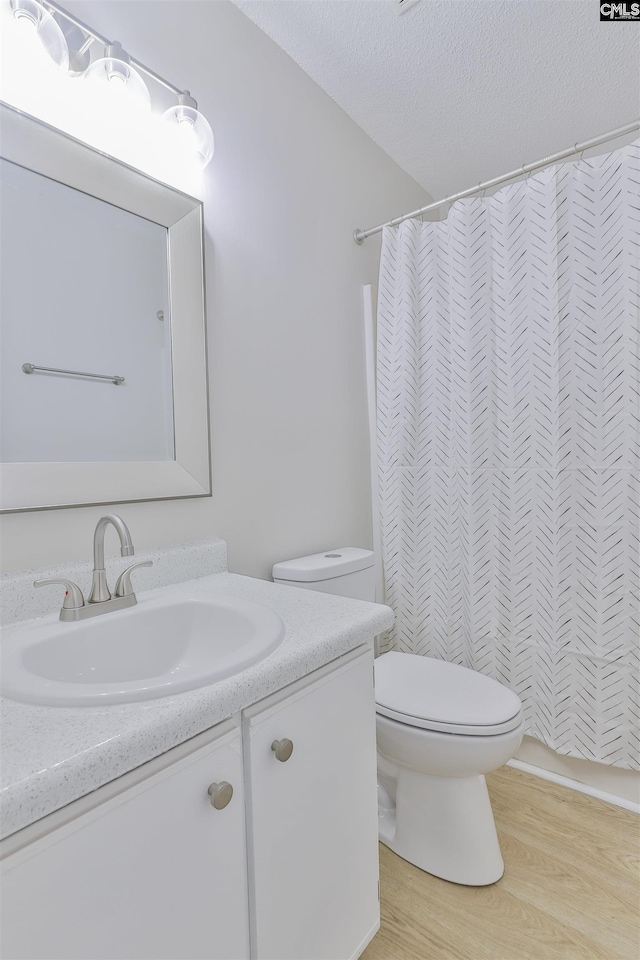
[233,0,640,200]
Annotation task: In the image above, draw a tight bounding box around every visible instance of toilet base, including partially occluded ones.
[378,767,504,886]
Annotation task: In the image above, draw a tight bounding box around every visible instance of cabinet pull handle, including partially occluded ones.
[271,738,294,762]
[208,781,234,809]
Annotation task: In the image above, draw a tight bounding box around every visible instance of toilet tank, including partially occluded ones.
[272,548,376,601]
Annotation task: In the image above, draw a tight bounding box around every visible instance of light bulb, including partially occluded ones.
[9,0,69,70]
[162,92,214,169]
[14,10,36,29]
[84,42,151,114]
[177,116,196,142]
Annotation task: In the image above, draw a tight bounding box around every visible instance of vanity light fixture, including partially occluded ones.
[9,0,69,70]
[83,41,151,114]
[162,91,215,169]
[3,0,215,170]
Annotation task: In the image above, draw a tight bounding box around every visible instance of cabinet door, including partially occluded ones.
[1,723,249,960]
[245,651,379,960]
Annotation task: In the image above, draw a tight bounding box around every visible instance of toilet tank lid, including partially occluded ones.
[272,548,374,582]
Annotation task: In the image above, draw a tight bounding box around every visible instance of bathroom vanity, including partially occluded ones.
[0,541,393,960]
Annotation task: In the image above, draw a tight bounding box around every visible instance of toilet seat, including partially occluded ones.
[375,652,523,736]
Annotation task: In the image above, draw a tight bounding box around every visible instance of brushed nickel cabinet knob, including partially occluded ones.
[208,781,233,809]
[271,738,294,762]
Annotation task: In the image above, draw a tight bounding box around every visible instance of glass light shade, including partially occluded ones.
[162,102,214,169]
[9,0,69,71]
[84,47,151,115]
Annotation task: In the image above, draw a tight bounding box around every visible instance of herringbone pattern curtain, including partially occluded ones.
[376,140,640,769]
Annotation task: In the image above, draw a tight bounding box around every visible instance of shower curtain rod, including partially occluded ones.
[353,120,640,244]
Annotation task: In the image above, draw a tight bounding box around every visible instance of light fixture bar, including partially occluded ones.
[44,0,184,96]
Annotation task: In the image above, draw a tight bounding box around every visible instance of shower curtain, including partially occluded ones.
[376,139,639,769]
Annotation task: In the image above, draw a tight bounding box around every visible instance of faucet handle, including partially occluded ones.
[114,560,153,598]
[34,578,85,610]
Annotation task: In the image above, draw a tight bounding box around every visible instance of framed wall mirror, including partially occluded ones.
[0,103,211,512]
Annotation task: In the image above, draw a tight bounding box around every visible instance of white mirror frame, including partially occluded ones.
[0,104,211,512]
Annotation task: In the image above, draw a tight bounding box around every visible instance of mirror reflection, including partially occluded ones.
[0,158,175,464]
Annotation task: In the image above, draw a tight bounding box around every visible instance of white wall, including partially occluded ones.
[0,0,428,576]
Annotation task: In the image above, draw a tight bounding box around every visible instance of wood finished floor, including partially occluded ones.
[361,765,640,960]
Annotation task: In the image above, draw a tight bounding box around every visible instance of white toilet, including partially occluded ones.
[273,547,524,887]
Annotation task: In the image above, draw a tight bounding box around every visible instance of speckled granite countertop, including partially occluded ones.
[0,571,393,840]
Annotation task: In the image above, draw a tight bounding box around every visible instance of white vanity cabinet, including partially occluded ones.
[0,720,250,960]
[0,648,379,960]
[245,650,380,960]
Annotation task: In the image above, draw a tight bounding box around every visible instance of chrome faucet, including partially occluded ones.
[88,514,135,603]
[34,514,152,622]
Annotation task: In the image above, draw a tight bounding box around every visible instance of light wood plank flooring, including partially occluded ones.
[361,765,640,960]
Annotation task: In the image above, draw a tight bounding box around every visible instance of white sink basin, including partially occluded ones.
[0,595,285,706]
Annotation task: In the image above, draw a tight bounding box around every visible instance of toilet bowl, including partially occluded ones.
[375,651,523,885]
[272,549,524,887]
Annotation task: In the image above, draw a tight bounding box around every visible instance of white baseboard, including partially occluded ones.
[507,758,640,814]
[514,735,639,808]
